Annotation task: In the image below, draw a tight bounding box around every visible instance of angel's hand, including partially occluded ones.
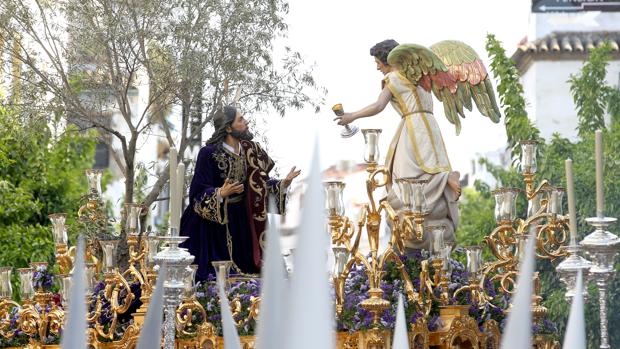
[333,112,356,126]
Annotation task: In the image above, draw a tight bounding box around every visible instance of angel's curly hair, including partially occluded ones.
[370,39,399,64]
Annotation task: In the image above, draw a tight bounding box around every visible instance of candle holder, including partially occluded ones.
[17,267,34,302]
[492,188,519,224]
[454,246,491,307]
[555,243,592,302]
[154,233,194,349]
[212,260,233,290]
[397,178,430,240]
[0,268,12,299]
[520,140,538,175]
[546,187,565,217]
[362,129,381,172]
[132,232,160,325]
[58,274,72,307]
[332,246,351,315]
[99,239,119,274]
[124,203,142,236]
[49,213,74,275]
[581,216,619,349]
[324,181,346,219]
[332,104,359,138]
[85,169,103,197]
[176,265,206,338]
[330,162,424,327]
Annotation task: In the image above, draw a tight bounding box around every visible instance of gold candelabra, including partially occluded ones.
[328,128,451,326]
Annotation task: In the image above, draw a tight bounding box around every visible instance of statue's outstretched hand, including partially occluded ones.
[333,113,355,126]
[282,166,301,188]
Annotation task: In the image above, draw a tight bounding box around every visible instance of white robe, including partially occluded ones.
[383,71,458,249]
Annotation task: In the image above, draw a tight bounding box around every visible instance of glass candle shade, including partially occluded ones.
[520,140,538,174]
[99,240,120,273]
[527,190,544,218]
[146,234,161,268]
[212,260,233,288]
[85,169,103,197]
[49,213,68,245]
[324,181,346,217]
[124,203,142,236]
[493,188,519,223]
[547,187,565,215]
[428,225,446,259]
[59,275,72,306]
[465,246,483,278]
[184,265,199,298]
[362,129,382,164]
[85,263,96,295]
[0,267,13,298]
[332,246,351,278]
[397,178,428,214]
[17,268,34,300]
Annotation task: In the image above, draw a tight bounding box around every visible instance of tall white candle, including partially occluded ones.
[565,159,578,244]
[595,130,604,217]
[173,162,186,235]
[169,147,178,232]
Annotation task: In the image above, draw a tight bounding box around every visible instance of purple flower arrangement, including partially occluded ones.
[196,275,261,336]
[0,306,30,347]
[32,265,54,292]
[191,252,558,339]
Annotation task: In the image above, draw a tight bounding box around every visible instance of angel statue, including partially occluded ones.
[334,39,500,249]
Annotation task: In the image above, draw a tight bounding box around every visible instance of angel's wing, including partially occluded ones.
[387,41,501,134]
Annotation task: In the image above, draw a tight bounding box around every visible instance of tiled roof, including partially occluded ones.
[511,31,620,73]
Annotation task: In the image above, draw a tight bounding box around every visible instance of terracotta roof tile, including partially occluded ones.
[512,31,620,73]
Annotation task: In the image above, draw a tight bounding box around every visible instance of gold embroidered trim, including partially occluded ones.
[193,190,228,224]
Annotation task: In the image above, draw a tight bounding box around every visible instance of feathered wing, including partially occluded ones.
[387,41,501,134]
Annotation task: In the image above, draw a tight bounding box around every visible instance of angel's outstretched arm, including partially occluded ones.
[334,87,392,125]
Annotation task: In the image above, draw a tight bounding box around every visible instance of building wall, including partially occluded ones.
[523,59,620,141]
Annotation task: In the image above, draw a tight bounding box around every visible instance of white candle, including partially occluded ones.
[328,188,337,214]
[595,130,604,217]
[105,245,114,268]
[400,182,412,208]
[523,149,532,173]
[501,192,511,221]
[174,162,186,235]
[414,185,423,212]
[565,159,578,244]
[169,147,178,232]
[368,133,377,161]
[549,190,559,215]
[129,214,137,229]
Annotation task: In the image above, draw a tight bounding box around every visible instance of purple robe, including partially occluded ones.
[180,140,286,281]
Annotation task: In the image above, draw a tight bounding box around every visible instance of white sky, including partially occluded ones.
[260,0,532,177]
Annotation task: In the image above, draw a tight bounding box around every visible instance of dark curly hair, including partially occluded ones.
[206,105,237,145]
[369,39,399,65]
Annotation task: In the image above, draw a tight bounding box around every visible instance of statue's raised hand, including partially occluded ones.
[282,166,301,188]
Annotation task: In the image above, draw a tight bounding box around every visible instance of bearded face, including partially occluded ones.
[230,128,254,141]
[227,110,254,141]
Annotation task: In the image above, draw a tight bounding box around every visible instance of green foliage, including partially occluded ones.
[0,103,96,298]
[457,38,620,347]
[456,183,496,260]
[569,41,620,136]
[485,34,541,160]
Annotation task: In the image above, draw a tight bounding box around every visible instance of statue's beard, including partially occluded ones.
[230,129,254,141]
